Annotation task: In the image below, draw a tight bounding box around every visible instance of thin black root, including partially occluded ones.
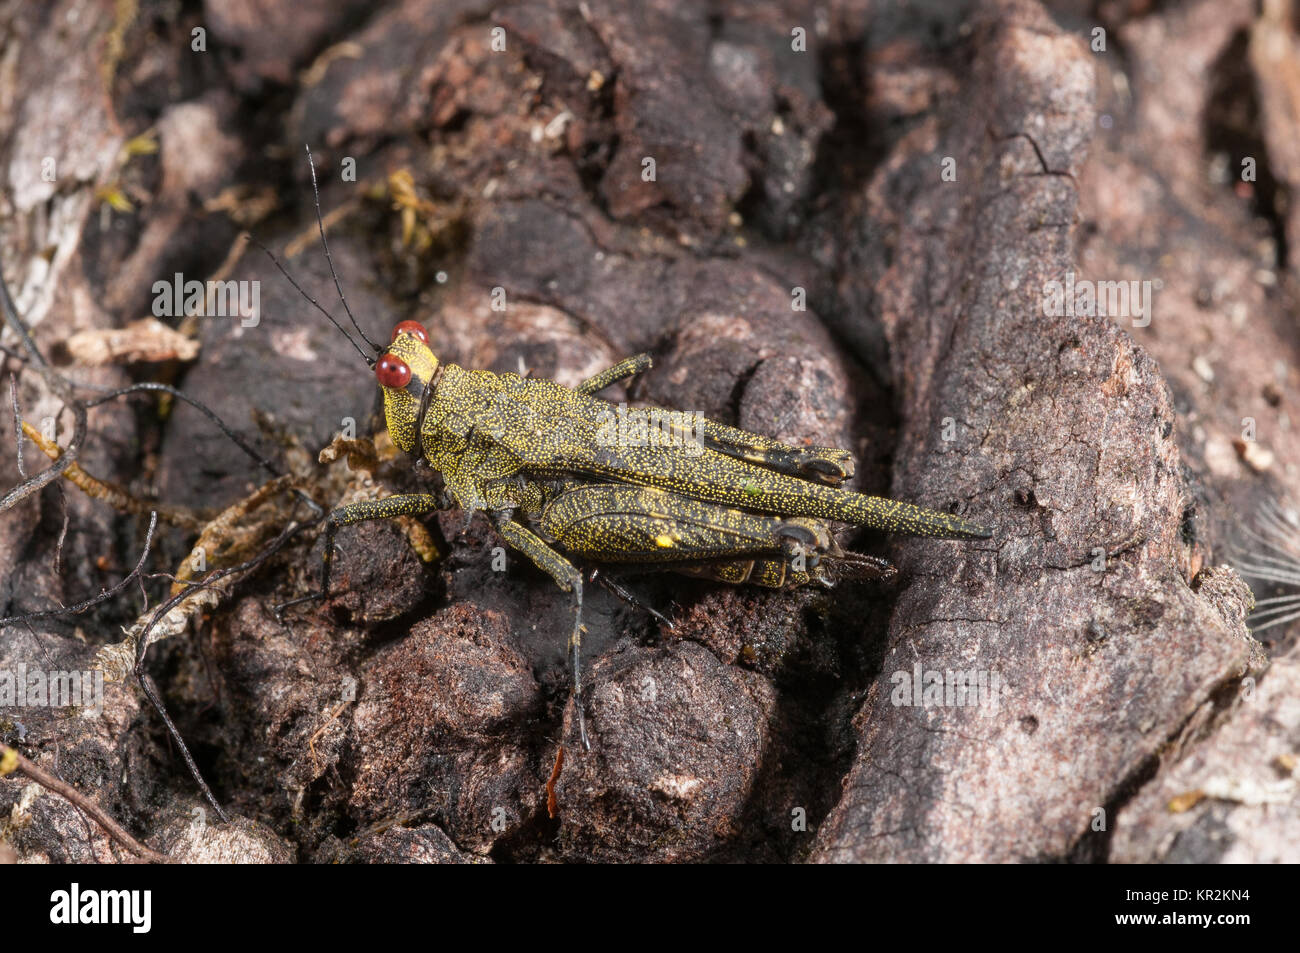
[85,383,282,478]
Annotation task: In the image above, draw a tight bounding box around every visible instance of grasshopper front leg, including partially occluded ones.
[490,515,593,750]
[277,493,445,617]
[575,352,654,396]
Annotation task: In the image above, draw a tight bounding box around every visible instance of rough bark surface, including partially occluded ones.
[1,0,1293,863]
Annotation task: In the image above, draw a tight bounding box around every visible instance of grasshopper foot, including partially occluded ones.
[794,451,855,485]
[272,589,326,625]
[816,552,897,586]
[569,578,592,751]
[590,568,675,630]
[570,623,591,752]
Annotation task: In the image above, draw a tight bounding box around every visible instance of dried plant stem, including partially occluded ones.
[0,746,170,864]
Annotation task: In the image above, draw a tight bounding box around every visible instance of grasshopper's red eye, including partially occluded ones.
[376,354,412,389]
[392,320,428,344]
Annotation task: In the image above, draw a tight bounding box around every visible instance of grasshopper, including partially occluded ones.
[274,151,992,749]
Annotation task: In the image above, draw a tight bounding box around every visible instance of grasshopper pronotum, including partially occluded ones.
[274,149,993,749]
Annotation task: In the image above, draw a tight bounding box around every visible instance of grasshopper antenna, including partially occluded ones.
[304,144,381,355]
[247,235,377,367]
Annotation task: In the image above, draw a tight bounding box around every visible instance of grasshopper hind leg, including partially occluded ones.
[572,355,856,487]
[676,551,896,589]
[540,484,893,591]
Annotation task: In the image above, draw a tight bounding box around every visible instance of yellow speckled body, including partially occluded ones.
[375,330,990,590]
[309,329,992,749]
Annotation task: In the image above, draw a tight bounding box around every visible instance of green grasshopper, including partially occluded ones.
[273,150,992,749]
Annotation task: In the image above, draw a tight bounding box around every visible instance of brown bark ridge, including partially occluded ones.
[812,0,1263,863]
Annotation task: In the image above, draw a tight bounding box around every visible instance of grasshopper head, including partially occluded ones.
[376,320,439,453]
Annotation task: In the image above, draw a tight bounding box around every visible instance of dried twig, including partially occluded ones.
[0,746,170,864]
[0,280,88,513]
[18,419,200,529]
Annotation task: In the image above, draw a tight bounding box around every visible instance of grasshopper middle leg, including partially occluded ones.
[490,515,593,750]
[496,487,846,749]
[575,353,654,396]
